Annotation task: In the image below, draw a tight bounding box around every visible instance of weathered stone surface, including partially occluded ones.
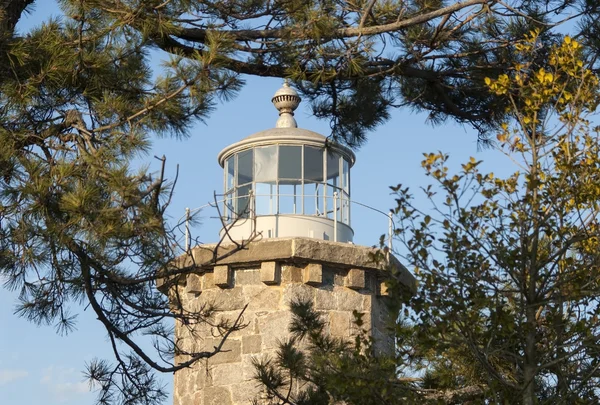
[346,268,365,290]
[204,272,216,289]
[330,311,351,337]
[303,262,322,285]
[379,280,390,296]
[194,368,207,390]
[186,273,203,295]
[167,237,415,405]
[211,363,245,386]
[178,393,195,405]
[193,239,295,266]
[191,238,392,271]
[258,311,292,349]
[281,264,303,282]
[169,238,416,292]
[260,261,280,285]
[202,287,246,311]
[204,386,233,405]
[235,268,261,285]
[291,238,378,269]
[314,288,336,310]
[336,289,364,312]
[242,335,262,354]
[333,271,346,286]
[214,265,232,288]
[192,391,204,405]
[205,338,242,365]
[283,283,314,305]
[231,380,261,403]
[247,286,281,311]
[242,334,262,354]
[241,353,260,380]
[212,310,255,339]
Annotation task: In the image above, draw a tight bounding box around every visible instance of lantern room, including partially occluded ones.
[217,82,356,242]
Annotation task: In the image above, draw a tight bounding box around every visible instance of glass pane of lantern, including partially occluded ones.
[342,158,350,194]
[327,152,340,188]
[226,156,235,191]
[304,146,323,182]
[342,191,350,224]
[279,146,301,179]
[303,182,323,216]
[255,182,276,215]
[237,149,253,185]
[279,182,300,214]
[236,183,252,218]
[255,146,277,182]
[326,185,336,219]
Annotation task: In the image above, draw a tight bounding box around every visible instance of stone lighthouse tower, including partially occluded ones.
[161,83,415,405]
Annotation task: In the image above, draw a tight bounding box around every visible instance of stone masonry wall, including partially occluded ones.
[162,238,416,405]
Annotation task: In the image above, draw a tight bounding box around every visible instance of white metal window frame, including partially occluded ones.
[223,144,351,225]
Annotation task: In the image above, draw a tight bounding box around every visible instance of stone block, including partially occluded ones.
[186,273,202,295]
[336,289,364,312]
[205,338,242,365]
[303,263,322,285]
[345,269,365,290]
[282,265,303,283]
[203,272,215,289]
[259,311,292,349]
[242,353,259,380]
[167,287,186,311]
[156,273,180,292]
[204,386,233,405]
[235,268,261,285]
[194,367,207,391]
[192,391,204,405]
[314,288,336,310]
[231,380,262,403]
[214,265,232,288]
[330,311,351,337]
[211,363,244,386]
[283,283,314,305]
[379,281,390,296]
[242,334,262,354]
[260,261,280,285]
[202,287,246,311]
[213,310,255,339]
[247,286,282,311]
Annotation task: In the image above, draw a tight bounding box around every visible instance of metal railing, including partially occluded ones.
[175,192,394,253]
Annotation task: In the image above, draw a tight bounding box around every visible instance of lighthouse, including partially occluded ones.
[217,81,354,243]
[161,83,415,405]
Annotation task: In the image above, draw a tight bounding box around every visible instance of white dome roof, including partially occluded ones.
[217,127,355,166]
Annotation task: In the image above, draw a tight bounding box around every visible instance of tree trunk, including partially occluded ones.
[523,302,537,405]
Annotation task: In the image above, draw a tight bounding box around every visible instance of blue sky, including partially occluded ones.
[0,2,514,404]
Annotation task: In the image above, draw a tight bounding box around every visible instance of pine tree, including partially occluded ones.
[2,1,600,404]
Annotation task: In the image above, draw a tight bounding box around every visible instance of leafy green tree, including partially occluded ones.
[2,1,600,404]
[256,33,600,404]
[393,32,600,404]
